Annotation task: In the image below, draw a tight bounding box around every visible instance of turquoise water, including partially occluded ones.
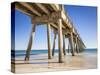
[11,48,97,57]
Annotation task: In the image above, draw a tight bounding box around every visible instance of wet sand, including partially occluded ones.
[12,53,97,73]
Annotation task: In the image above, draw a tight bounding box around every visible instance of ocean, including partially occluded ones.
[11,48,97,57]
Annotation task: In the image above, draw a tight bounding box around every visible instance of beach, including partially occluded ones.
[12,51,97,73]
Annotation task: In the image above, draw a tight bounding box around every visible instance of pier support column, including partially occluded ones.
[52,32,56,56]
[47,23,52,59]
[25,24,36,61]
[69,32,75,56]
[74,42,76,53]
[63,35,66,55]
[58,18,64,63]
[75,37,79,53]
[77,39,83,52]
[78,40,81,52]
[68,40,70,53]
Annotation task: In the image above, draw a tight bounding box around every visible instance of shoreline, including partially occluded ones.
[12,52,97,73]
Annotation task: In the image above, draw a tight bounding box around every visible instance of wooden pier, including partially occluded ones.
[13,2,86,63]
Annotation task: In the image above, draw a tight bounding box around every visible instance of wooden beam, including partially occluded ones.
[15,4,33,16]
[31,11,60,23]
[35,3,49,14]
[47,23,52,59]
[50,22,67,31]
[19,3,41,16]
[50,4,60,11]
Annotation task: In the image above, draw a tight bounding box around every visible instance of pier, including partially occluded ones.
[13,2,86,63]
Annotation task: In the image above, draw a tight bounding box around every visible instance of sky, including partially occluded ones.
[15,5,97,50]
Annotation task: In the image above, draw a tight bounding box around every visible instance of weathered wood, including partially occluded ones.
[78,35,86,48]
[25,34,32,61]
[19,2,41,16]
[74,42,77,53]
[58,18,64,63]
[77,39,80,52]
[47,23,52,59]
[68,40,70,53]
[15,3,33,16]
[25,25,36,61]
[35,3,49,14]
[51,25,70,36]
[77,39,84,52]
[63,35,66,55]
[52,32,56,56]
[76,43,79,53]
[73,37,76,53]
[75,37,79,53]
[31,11,61,24]
[69,32,75,56]
[50,4,60,11]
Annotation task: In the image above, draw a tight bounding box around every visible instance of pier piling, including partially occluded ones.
[25,24,36,61]
[47,23,52,59]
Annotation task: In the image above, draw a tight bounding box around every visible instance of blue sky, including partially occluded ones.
[15,5,97,50]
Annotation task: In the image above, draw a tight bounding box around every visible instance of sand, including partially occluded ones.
[12,53,97,73]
